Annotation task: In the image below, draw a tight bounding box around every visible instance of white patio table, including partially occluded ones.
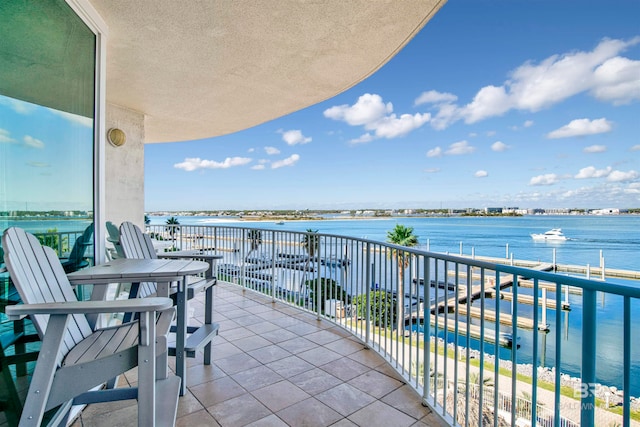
[67,258,209,395]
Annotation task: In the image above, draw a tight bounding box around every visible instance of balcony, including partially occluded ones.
[71,281,440,426]
[3,224,639,426]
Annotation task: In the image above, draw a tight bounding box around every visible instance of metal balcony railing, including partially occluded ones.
[149,223,639,427]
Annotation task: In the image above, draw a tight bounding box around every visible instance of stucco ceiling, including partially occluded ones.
[91,1,447,143]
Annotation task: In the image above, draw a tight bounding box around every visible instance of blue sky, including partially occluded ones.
[144,1,638,211]
[0,97,94,211]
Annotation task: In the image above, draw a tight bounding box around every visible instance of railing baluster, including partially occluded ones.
[624,296,630,427]
[581,288,596,427]
[555,281,562,427]
[531,278,539,427]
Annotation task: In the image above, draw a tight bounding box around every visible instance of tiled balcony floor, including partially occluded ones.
[71,282,442,427]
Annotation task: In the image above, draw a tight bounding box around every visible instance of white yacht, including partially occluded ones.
[531,228,567,241]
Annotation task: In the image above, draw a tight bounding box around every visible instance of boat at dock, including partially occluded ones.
[530,228,567,242]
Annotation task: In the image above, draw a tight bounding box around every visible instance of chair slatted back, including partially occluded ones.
[2,227,94,363]
[119,222,157,298]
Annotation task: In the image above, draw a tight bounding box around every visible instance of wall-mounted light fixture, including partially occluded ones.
[107,128,127,147]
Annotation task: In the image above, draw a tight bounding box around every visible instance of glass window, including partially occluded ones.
[1,0,96,311]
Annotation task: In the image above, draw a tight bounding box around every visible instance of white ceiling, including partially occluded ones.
[91,1,447,143]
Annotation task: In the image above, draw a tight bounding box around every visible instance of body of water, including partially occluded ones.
[149,214,640,395]
[4,214,639,394]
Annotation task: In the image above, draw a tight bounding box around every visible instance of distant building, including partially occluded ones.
[591,208,620,215]
[484,207,503,214]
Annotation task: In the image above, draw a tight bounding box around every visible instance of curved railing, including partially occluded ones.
[148,223,639,427]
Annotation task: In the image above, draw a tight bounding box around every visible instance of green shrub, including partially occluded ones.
[306,277,349,314]
[354,290,397,327]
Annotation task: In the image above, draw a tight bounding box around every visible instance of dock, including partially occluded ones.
[410,314,517,348]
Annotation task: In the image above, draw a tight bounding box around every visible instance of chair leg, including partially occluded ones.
[137,311,157,426]
[0,365,22,427]
[20,315,69,426]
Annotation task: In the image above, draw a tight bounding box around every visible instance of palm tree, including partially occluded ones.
[165,216,180,240]
[386,224,419,330]
[248,229,263,252]
[301,229,319,259]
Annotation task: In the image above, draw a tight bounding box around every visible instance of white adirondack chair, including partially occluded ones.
[2,227,180,426]
[118,221,215,308]
[118,221,219,391]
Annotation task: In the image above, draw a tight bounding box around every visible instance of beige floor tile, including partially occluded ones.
[286,322,322,336]
[348,400,417,427]
[214,352,262,375]
[176,409,221,427]
[246,320,281,334]
[232,335,273,352]
[184,362,227,387]
[261,328,299,344]
[265,354,314,378]
[319,356,370,381]
[323,337,365,356]
[329,419,359,427]
[189,375,246,408]
[248,343,292,364]
[208,393,272,426]
[297,347,343,367]
[315,383,376,416]
[276,397,342,427]
[277,336,318,354]
[347,349,386,368]
[304,329,341,345]
[348,369,404,399]
[288,367,343,395]
[245,414,289,427]
[176,391,205,418]
[230,365,283,391]
[251,380,311,412]
[381,385,433,421]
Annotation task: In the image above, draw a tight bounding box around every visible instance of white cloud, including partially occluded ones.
[0,129,16,143]
[529,173,559,186]
[445,140,475,155]
[414,90,458,106]
[524,120,534,128]
[264,146,280,155]
[426,147,442,158]
[174,156,252,171]
[425,37,640,128]
[631,145,640,151]
[583,144,607,153]
[324,93,392,126]
[547,118,612,139]
[591,56,640,105]
[463,85,512,123]
[475,170,488,178]
[325,93,429,140]
[424,168,440,173]
[23,135,44,149]
[251,164,266,170]
[575,166,612,179]
[0,96,37,114]
[607,170,638,182]
[372,113,431,139]
[247,148,255,153]
[281,129,311,145]
[350,133,374,144]
[491,141,510,152]
[271,154,300,169]
[27,161,50,168]
[49,110,93,127]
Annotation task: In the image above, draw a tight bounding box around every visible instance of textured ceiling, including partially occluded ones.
[90,1,447,143]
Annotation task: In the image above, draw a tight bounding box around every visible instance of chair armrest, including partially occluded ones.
[5,297,173,320]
